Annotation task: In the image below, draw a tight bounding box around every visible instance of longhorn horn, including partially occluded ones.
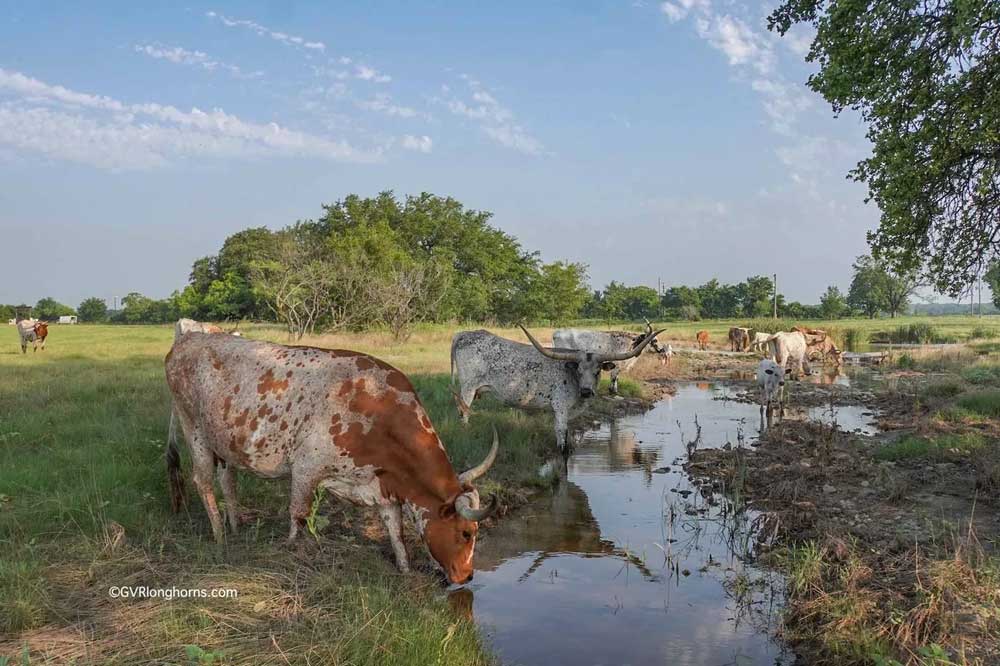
[643,317,653,335]
[456,493,498,522]
[458,427,499,485]
[599,328,667,362]
[519,324,579,361]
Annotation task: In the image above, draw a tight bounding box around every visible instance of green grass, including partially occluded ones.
[920,380,966,400]
[956,390,1000,419]
[874,433,988,461]
[0,324,584,663]
[961,364,1000,386]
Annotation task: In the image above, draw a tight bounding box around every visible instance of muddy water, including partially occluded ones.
[464,383,797,666]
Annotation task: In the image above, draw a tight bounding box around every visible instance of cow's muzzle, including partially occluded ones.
[580,388,595,398]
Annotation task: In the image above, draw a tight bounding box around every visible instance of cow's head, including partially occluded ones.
[637,319,668,357]
[34,322,48,337]
[520,324,666,398]
[422,430,499,585]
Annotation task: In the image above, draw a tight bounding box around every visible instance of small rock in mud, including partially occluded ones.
[823,484,837,494]
[651,466,670,474]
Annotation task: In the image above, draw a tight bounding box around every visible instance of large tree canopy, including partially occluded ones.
[769,0,1000,296]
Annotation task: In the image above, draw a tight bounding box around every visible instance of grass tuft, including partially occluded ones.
[874,433,987,462]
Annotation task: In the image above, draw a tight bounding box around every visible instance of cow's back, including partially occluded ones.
[166,334,447,488]
[450,329,579,408]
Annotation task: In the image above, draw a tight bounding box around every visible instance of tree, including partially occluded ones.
[819,286,847,319]
[517,261,590,324]
[847,256,886,318]
[985,261,1000,310]
[881,269,919,318]
[34,297,75,320]
[662,286,701,319]
[369,259,451,341]
[77,297,108,323]
[737,275,775,317]
[769,0,1000,296]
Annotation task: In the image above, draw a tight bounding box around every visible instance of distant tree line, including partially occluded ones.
[3,196,942,332]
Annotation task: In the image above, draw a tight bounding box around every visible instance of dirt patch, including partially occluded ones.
[685,417,1000,664]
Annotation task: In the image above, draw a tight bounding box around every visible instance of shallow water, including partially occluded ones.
[464,383,798,666]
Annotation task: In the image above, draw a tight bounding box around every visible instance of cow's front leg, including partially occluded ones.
[216,461,239,534]
[286,471,317,543]
[378,503,409,573]
[609,367,620,395]
[554,409,570,453]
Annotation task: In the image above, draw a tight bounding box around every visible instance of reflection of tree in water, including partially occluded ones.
[475,477,657,583]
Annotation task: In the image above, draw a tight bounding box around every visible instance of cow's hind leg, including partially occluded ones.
[217,461,239,534]
[378,503,410,572]
[189,440,225,543]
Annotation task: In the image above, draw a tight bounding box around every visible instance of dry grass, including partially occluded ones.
[779,527,1000,665]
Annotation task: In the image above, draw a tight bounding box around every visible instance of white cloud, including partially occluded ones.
[438,76,542,155]
[354,65,391,83]
[751,78,812,135]
[133,44,258,78]
[694,14,774,74]
[659,0,708,22]
[357,93,420,118]
[401,135,432,153]
[206,11,326,53]
[0,68,378,170]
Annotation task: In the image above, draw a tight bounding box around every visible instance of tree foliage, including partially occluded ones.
[33,297,75,320]
[769,0,1000,296]
[77,297,108,323]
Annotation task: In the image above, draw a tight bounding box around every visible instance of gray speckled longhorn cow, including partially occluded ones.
[450,325,664,451]
[552,320,667,394]
[165,333,498,584]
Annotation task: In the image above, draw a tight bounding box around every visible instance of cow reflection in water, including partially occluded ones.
[472,478,657,584]
[573,421,660,484]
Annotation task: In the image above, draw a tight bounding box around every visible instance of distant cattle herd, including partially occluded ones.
[13,315,844,580]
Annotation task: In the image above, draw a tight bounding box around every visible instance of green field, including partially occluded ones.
[0,324,570,664]
[2,316,997,663]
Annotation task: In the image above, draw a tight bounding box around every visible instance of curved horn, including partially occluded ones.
[456,494,498,522]
[643,317,653,335]
[458,427,499,485]
[519,324,579,361]
[600,328,667,362]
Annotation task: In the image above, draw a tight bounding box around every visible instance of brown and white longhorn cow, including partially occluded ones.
[165,333,497,584]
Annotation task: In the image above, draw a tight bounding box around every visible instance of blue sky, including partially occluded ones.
[0,0,882,306]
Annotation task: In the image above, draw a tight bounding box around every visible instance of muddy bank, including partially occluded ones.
[685,411,1000,664]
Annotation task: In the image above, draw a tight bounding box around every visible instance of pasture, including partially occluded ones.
[0,324,576,665]
[3,318,1000,665]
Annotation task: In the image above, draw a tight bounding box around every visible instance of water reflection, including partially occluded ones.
[465,384,792,666]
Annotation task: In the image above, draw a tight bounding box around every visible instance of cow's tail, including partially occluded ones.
[166,406,187,513]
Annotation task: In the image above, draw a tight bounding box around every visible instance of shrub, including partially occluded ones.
[968,326,997,341]
[921,381,965,399]
[896,353,916,369]
[956,391,1000,418]
[960,364,1000,386]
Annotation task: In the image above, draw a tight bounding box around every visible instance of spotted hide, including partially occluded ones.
[165,333,497,584]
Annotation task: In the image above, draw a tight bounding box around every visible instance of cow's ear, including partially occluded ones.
[564,361,579,371]
[765,369,773,375]
[601,362,616,371]
[438,501,457,519]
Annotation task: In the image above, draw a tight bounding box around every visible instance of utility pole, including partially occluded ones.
[772,273,778,319]
[978,274,983,317]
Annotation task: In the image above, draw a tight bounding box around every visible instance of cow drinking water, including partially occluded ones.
[165,333,498,584]
[450,325,664,451]
[552,321,667,394]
